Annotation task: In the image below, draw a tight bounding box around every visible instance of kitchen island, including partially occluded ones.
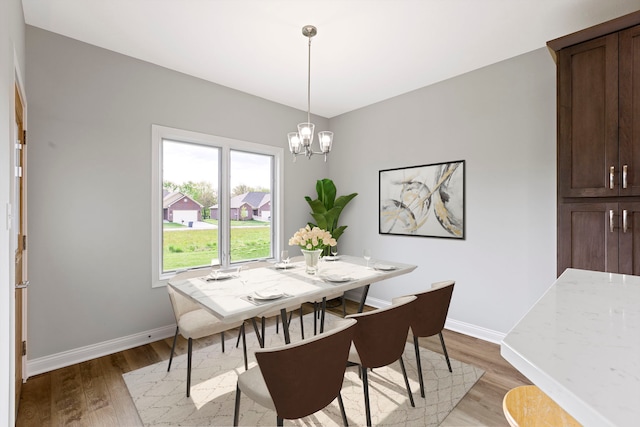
[501,268,640,426]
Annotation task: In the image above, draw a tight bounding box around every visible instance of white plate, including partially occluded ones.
[374,264,397,271]
[323,256,341,261]
[323,274,352,283]
[274,263,296,269]
[254,289,284,300]
[206,272,234,281]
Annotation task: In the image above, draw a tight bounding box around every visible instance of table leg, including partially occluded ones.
[320,297,327,333]
[251,318,264,348]
[313,302,318,335]
[358,284,371,313]
[281,308,291,344]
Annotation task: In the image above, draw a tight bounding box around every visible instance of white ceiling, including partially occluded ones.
[21,0,640,118]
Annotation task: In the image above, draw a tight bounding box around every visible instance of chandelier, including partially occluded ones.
[287,25,333,162]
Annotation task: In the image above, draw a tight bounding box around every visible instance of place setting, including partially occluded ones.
[204,269,236,281]
[321,273,353,284]
[274,250,298,270]
[242,287,294,306]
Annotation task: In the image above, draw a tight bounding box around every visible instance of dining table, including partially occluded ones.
[167,255,417,346]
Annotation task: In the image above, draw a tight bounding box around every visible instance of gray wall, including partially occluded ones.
[1,0,26,421]
[25,26,329,359]
[26,25,557,362]
[329,47,557,335]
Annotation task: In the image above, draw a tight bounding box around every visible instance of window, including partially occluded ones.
[151,125,283,287]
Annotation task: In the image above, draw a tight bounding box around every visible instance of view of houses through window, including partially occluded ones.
[162,139,273,273]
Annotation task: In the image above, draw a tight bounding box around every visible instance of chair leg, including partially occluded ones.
[338,392,349,426]
[241,323,248,371]
[399,356,415,407]
[341,296,346,317]
[439,332,452,373]
[277,416,284,426]
[167,326,179,372]
[362,366,372,426]
[186,337,193,397]
[233,383,241,426]
[261,317,267,344]
[299,306,305,339]
[276,315,280,333]
[221,331,225,353]
[413,336,425,398]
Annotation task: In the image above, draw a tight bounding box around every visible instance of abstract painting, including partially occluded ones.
[379,160,465,239]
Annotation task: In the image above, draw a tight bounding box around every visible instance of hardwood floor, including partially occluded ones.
[16,300,530,426]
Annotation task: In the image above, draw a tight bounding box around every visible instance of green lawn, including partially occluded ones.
[203,219,268,227]
[163,225,271,270]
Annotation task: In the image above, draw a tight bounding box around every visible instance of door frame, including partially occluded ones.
[12,72,28,417]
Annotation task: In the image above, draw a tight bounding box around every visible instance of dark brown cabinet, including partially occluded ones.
[558,202,640,275]
[550,11,640,276]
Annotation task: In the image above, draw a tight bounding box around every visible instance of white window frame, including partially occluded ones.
[151,124,284,288]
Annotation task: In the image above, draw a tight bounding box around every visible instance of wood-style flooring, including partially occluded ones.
[16,300,530,426]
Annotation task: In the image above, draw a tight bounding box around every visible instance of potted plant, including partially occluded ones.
[305,178,358,256]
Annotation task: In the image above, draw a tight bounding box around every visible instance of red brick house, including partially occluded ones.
[163,191,203,225]
[209,192,270,221]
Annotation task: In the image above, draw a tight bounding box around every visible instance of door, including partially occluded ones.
[619,24,640,196]
[618,202,640,274]
[557,33,619,198]
[14,84,27,415]
[558,202,619,276]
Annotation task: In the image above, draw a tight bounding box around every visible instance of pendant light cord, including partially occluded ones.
[307,34,311,125]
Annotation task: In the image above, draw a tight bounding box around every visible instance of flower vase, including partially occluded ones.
[301,249,323,275]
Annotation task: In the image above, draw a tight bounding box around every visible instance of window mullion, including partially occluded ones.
[219,145,230,267]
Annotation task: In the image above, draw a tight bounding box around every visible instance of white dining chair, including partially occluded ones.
[167,285,248,397]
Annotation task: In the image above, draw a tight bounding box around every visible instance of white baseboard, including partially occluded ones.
[444,319,505,344]
[345,291,505,345]
[26,297,506,378]
[26,324,177,378]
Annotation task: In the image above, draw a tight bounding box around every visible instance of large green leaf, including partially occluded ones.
[304,179,357,248]
[316,179,336,209]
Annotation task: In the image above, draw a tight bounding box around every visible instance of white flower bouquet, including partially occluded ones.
[289,225,337,251]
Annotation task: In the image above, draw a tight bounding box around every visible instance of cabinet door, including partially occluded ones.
[618,202,640,274]
[619,25,640,196]
[558,202,619,276]
[558,34,619,197]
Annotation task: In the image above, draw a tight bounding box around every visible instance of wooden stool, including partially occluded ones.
[503,385,582,427]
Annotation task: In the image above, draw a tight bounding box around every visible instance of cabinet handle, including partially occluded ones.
[623,165,628,189]
[623,209,628,233]
[610,166,615,189]
[610,210,615,232]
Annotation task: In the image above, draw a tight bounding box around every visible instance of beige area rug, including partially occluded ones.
[124,313,484,426]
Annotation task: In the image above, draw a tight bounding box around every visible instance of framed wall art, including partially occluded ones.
[379,160,465,239]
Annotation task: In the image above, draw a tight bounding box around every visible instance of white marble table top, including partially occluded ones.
[501,268,640,426]
[168,255,417,324]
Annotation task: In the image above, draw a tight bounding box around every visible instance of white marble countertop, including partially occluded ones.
[501,268,640,426]
[168,255,417,324]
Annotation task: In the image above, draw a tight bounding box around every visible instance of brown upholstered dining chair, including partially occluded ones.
[233,318,357,426]
[167,285,248,398]
[393,280,455,398]
[346,295,417,426]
